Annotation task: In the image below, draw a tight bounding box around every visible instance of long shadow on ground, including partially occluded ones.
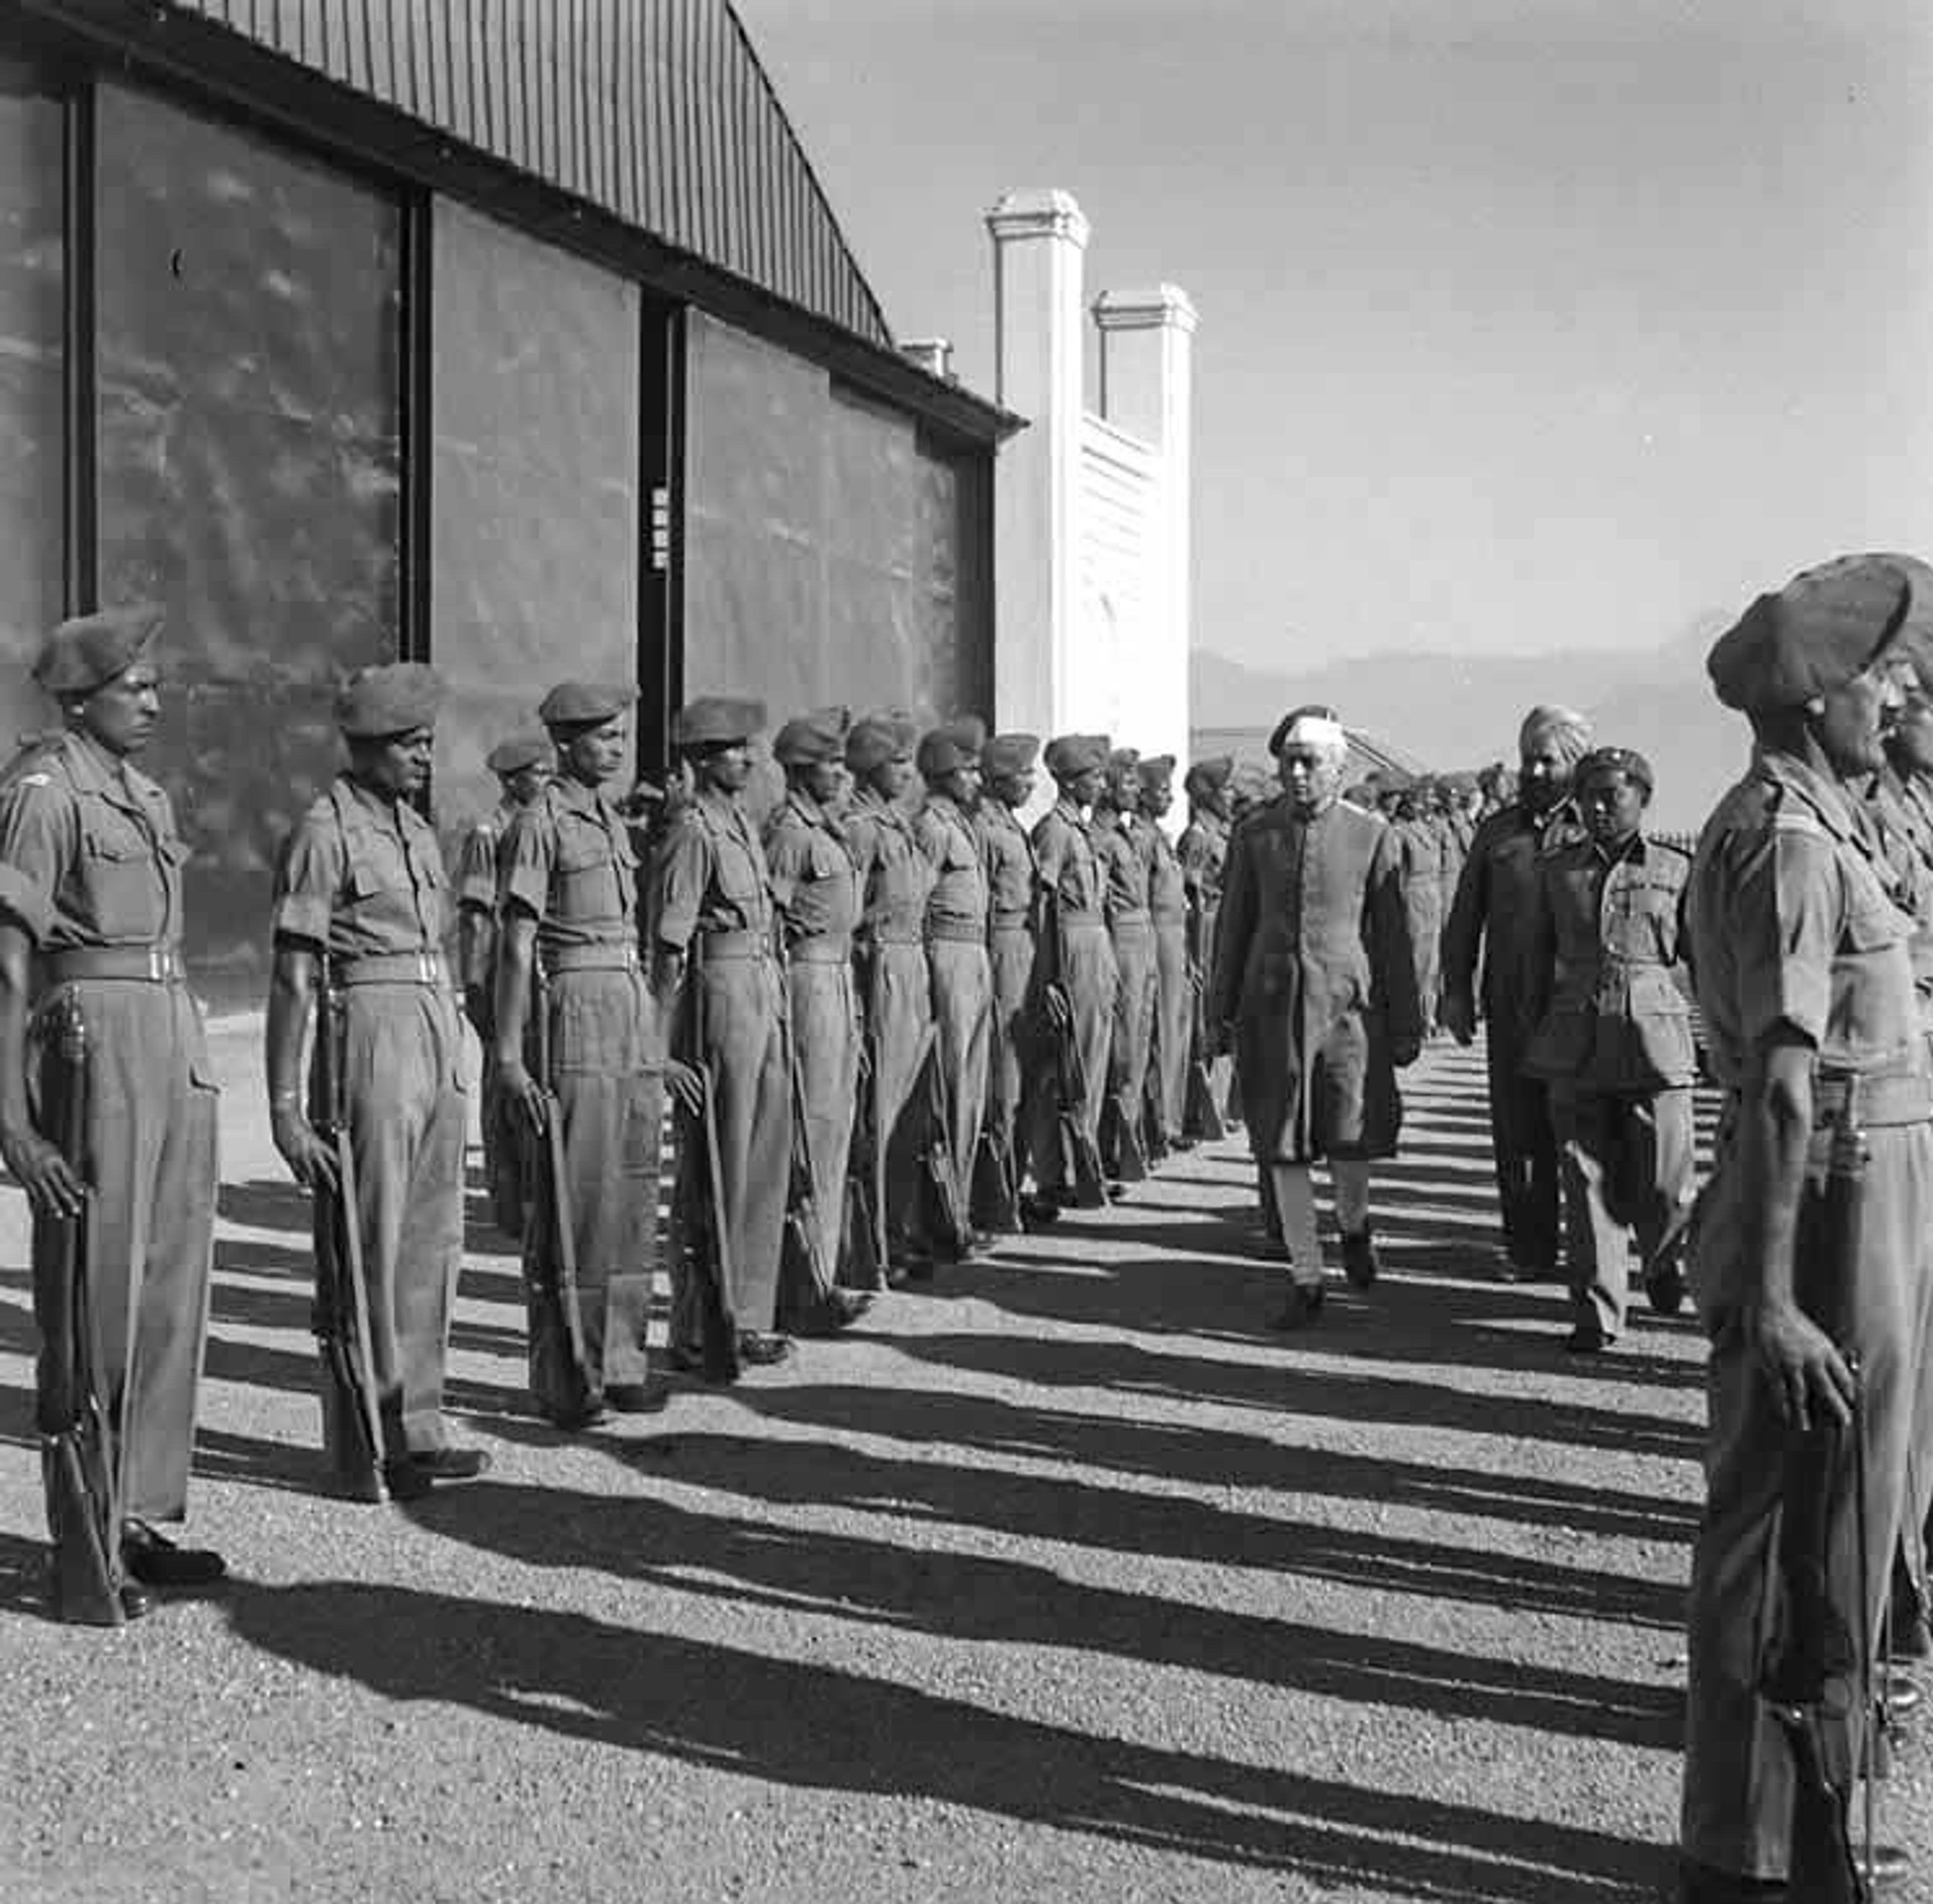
[225,1575,1664,1902]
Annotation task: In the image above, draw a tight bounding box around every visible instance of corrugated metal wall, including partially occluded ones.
[169,0,894,348]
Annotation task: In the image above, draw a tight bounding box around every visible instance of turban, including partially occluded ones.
[674,696,765,746]
[1044,733,1109,780]
[335,662,445,738]
[916,717,988,779]
[538,681,636,730]
[1573,745,1653,796]
[33,604,163,698]
[1137,753,1176,792]
[773,707,850,767]
[846,715,918,774]
[1183,754,1233,800]
[1269,706,1349,758]
[1707,553,1932,715]
[981,732,1040,777]
[1517,704,1593,766]
[1106,745,1141,776]
[485,730,552,777]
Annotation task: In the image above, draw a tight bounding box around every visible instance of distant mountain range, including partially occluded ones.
[1191,618,1751,832]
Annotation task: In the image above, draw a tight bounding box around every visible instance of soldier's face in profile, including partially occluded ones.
[1814,659,1906,778]
[503,759,552,806]
[562,715,629,786]
[990,767,1035,808]
[801,758,848,808]
[78,661,162,758]
[1068,765,1106,808]
[1141,779,1171,819]
[696,739,753,794]
[357,725,434,800]
[937,763,981,807]
[1279,744,1344,814]
[1888,694,1933,775]
[869,755,916,803]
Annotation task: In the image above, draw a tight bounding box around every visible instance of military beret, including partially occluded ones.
[981,732,1040,777]
[335,662,445,738]
[485,731,552,777]
[1573,745,1654,795]
[1182,754,1234,800]
[846,715,918,773]
[1043,733,1108,780]
[774,707,850,766]
[674,696,766,747]
[916,716,989,779]
[1137,753,1176,790]
[1707,554,1932,715]
[33,603,164,698]
[538,681,636,730]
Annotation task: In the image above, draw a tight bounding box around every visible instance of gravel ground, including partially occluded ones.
[0,1021,1927,1904]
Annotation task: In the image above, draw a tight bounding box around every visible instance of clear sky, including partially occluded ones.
[737,0,1933,673]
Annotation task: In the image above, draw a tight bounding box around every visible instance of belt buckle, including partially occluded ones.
[146,945,165,982]
[417,950,438,985]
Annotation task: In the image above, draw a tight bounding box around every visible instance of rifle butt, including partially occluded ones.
[41,1430,124,1625]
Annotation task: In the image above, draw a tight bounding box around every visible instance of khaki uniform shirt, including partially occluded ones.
[974,799,1036,933]
[764,791,862,947]
[843,790,932,945]
[273,776,448,962]
[1092,805,1152,926]
[497,777,639,955]
[914,795,989,937]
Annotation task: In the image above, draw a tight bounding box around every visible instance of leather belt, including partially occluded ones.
[697,929,771,960]
[1811,1068,1933,1129]
[332,950,448,987]
[540,942,639,975]
[989,915,1031,934]
[1058,910,1106,928]
[926,920,989,945]
[866,929,924,948]
[43,945,184,984]
[788,936,852,964]
[1108,913,1154,937]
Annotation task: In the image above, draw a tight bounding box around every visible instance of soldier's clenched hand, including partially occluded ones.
[664,1058,704,1118]
[1044,982,1073,1030]
[497,1058,548,1133]
[1,1125,85,1219]
[270,1103,340,1197]
[1741,1299,1855,1433]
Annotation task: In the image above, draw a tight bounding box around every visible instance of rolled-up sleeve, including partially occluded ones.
[650,814,710,952]
[496,809,553,922]
[271,813,342,947]
[1731,827,1836,1053]
[0,781,71,943]
[455,824,500,913]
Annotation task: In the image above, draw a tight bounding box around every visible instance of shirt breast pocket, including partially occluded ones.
[554,836,617,917]
[79,821,158,931]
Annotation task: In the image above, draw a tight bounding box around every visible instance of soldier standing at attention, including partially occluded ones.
[1440,704,1593,1280]
[492,683,684,1426]
[650,697,794,1369]
[1093,745,1156,1184]
[1177,755,1236,1127]
[1678,554,1929,1901]
[1027,735,1119,1210]
[1393,782,1444,1039]
[842,715,936,1275]
[914,718,993,1254]
[1210,707,1422,1329]
[1519,747,1696,1352]
[0,607,224,1618]
[763,708,871,1332]
[1138,755,1190,1157]
[973,731,1051,1232]
[455,730,552,1235]
[268,663,488,1496]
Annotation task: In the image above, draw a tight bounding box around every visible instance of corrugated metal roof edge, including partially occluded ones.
[9,0,1027,449]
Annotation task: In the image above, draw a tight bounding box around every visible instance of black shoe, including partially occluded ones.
[409,1446,492,1484]
[1018,1194,1062,1229]
[606,1383,670,1415]
[794,1288,876,1338]
[1340,1228,1379,1289]
[118,1583,152,1622]
[122,1523,228,1590]
[1646,1264,1687,1315]
[1269,1283,1325,1331]
[381,1458,436,1502]
[665,1342,707,1376]
[1564,1324,1614,1355]
[736,1332,795,1367]
[1676,1859,1789,1903]
[1105,1180,1130,1202]
[546,1398,610,1431]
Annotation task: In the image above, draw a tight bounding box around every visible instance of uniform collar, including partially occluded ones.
[551,773,609,817]
[340,771,421,832]
[1589,830,1647,867]
[58,729,146,806]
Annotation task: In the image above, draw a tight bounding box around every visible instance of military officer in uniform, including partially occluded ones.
[650,697,794,1368]
[914,718,993,1252]
[1441,704,1593,1279]
[1393,782,1444,1038]
[268,663,488,1495]
[455,729,552,1235]
[973,731,1050,1231]
[1210,707,1422,1328]
[1178,755,1237,1130]
[1520,746,1696,1351]
[1138,754,1190,1157]
[842,714,936,1273]
[763,708,871,1331]
[492,683,684,1426]
[1027,735,1119,1209]
[1093,745,1156,1183]
[0,606,224,1618]
[1679,554,1929,1901]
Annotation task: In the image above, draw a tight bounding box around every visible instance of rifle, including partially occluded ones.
[920,1028,969,1261]
[35,991,124,1625]
[676,939,740,1382]
[1758,1097,1872,1903]
[1182,951,1225,1143]
[1048,898,1107,1209]
[779,1019,835,1324]
[970,1070,1022,1236]
[522,959,592,1411]
[840,944,890,1290]
[310,967,387,1502]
